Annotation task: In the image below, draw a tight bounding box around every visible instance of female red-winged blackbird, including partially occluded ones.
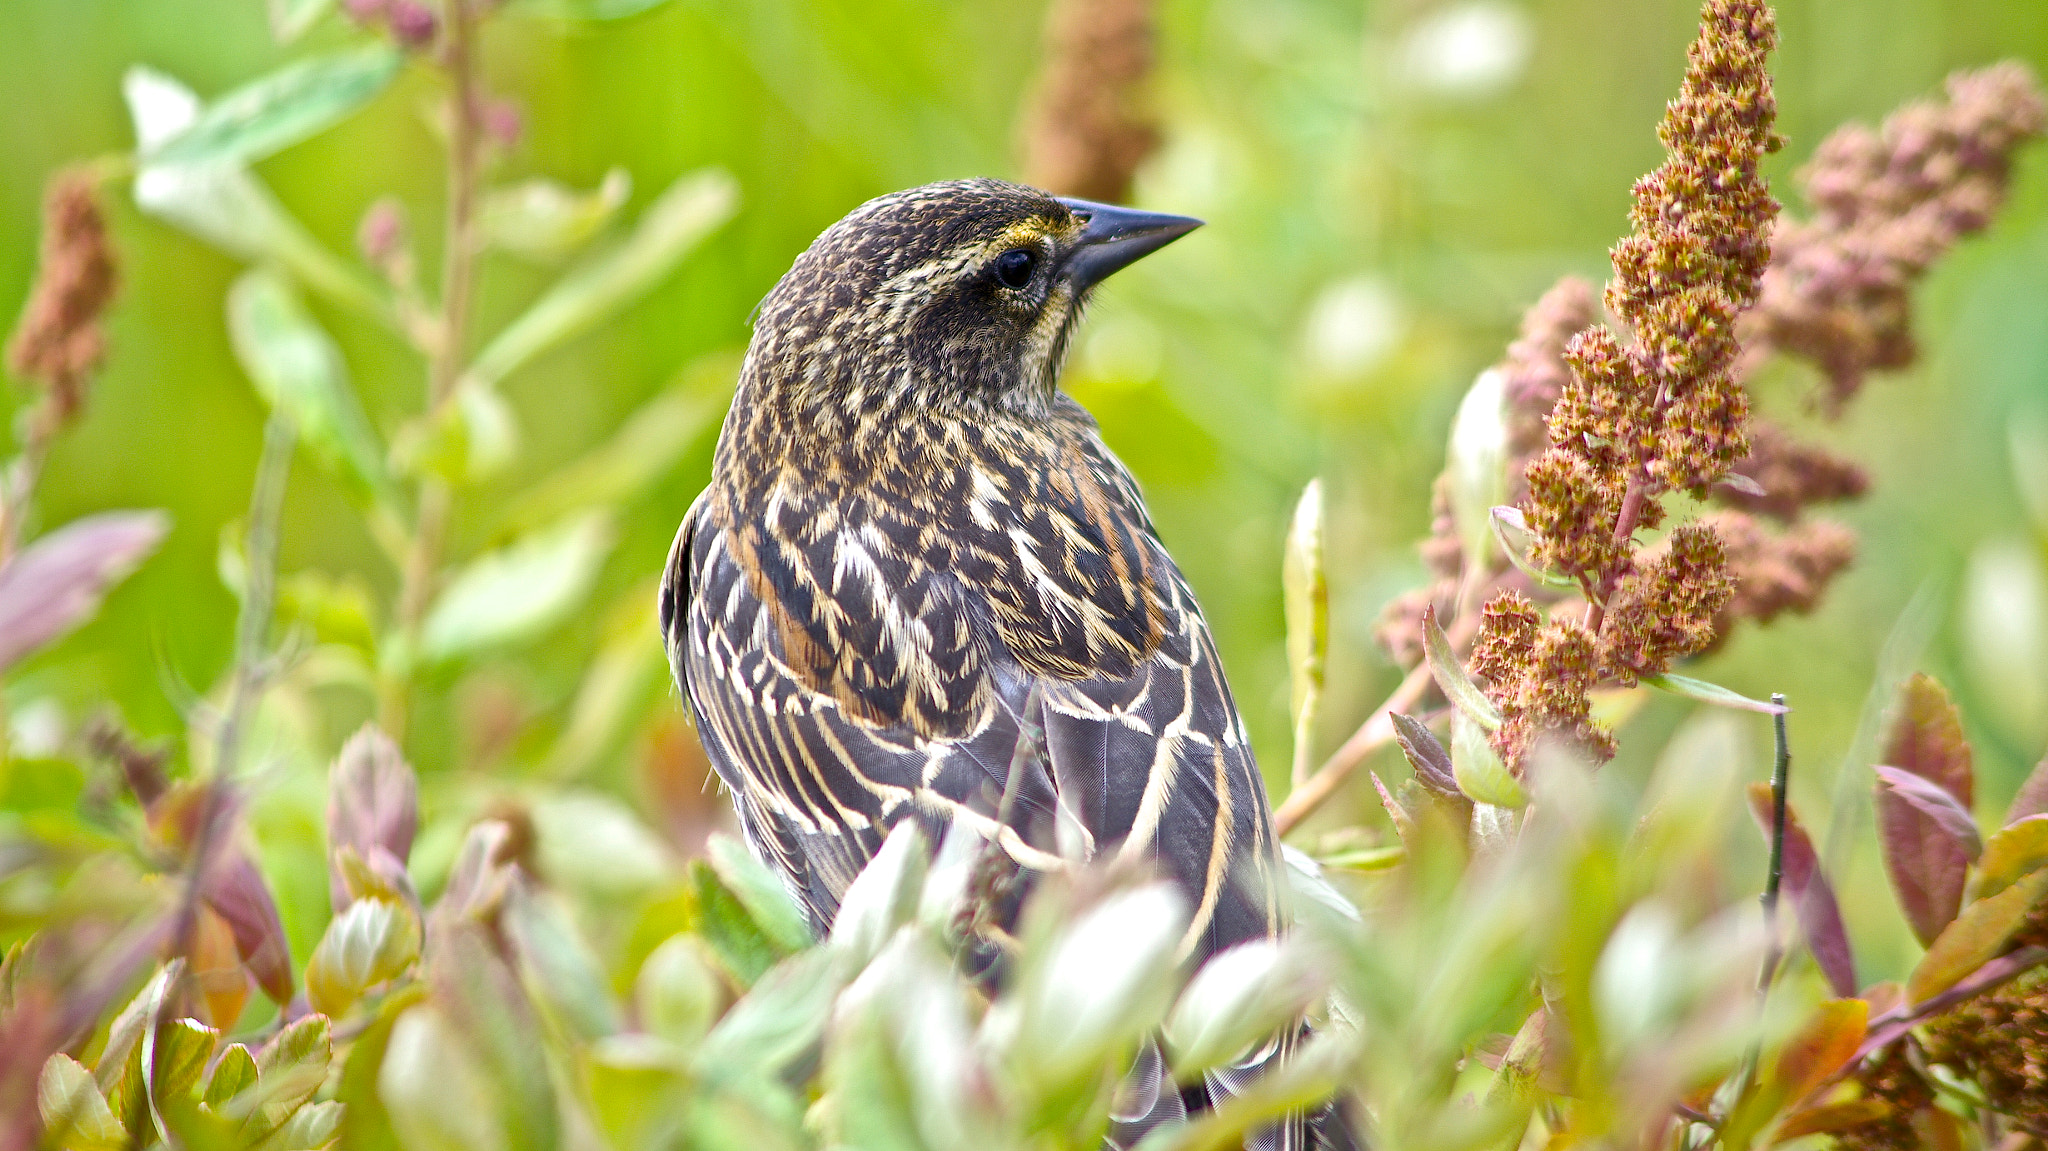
[661,179,1324,1147]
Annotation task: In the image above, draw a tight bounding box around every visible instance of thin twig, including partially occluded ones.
[384,0,486,737]
[1276,657,1434,835]
[1759,693,1791,989]
[174,412,295,963]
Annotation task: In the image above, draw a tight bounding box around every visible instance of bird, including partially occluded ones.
[659,178,1323,1147]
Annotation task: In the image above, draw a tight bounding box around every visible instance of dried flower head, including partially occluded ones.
[1750,62,2046,410]
[1721,421,1868,521]
[1922,972,2048,1136]
[6,170,118,430]
[1469,0,1778,773]
[1019,0,1160,203]
[1833,1046,1936,1151]
[1704,509,1855,638]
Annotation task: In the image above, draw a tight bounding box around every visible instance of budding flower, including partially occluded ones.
[357,196,414,287]
[386,0,439,49]
[480,98,523,150]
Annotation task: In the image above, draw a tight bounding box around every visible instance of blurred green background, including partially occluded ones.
[5,0,2048,983]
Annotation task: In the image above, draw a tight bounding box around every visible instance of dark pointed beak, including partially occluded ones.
[1055,197,1202,291]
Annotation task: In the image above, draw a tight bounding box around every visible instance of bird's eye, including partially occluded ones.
[994,248,1037,289]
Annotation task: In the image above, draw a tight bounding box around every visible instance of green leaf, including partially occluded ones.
[1010,883,1189,1089]
[529,792,676,897]
[203,1044,256,1112]
[536,596,667,779]
[155,1018,219,1105]
[125,68,393,323]
[254,1099,343,1151]
[227,270,396,506]
[827,821,927,967]
[419,512,615,659]
[706,834,815,955]
[1907,868,2048,1003]
[1447,367,1508,572]
[479,169,633,262]
[378,1005,506,1151]
[1423,604,1501,730]
[636,934,727,1049]
[1165,938,1328,1079]
[1640,672,1788,715]
[268,0,335,42]
[1283,479,1328,786]
[1452,710,1524,808]
[39,1053,127,1151]
[1489,505,1577,590]
[690,860,785,987]
[1975,814,2048,902]
[466,169,738,391]
[304,898,420,1017]
[249,1015,332,1128]
[146,46,401,169]
[503,883,622,1040]
[696,948,845,1082]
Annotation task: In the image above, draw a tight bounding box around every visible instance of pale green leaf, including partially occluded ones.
[636,934,727,1049]
[1165,938,1329,1078]
[1452,710,1524,808]
[124,68,392,322]
[529,791,675,897]
[504,883,621,1039]
[1907,869,2048,1003]
[706,833,815,955]
[1447,367,1508,572]
[146,46,401,168]
[1010,883,1188,1087]
[1283,479,1328,785]
[697,948,845,1082]
[466,169,738,390]
[1641,672,1788,715]
[419,512,615,659]
[227,270,396,505]
[480,169,632,261]
[379,1006,506,1151]
[269,0,336,42]
[203,1043,257,1111]
[255,1100,344,1151]
[827,821,927,967]
[39,1054,126,1151]
[1424,605,1501,730]
[1975,814,2048,902]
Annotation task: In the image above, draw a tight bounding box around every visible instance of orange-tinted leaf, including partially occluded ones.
[204,851,292,1003]
[1747,784,1857,997]
[1770,999,1867,1103]
[326,724,418,912]
[188,905,252,1031]
[2010,755,2048,825]
[1906,868,2048,1003]
[1774,1099,1890,1141]
[1875,674,1975,946]
[1975,814,2048,902]
[1913,1106,1965,1151]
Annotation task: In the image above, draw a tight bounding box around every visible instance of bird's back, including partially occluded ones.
[662,395,1285,960]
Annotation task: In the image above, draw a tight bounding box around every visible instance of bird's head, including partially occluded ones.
[744,178,1199,423]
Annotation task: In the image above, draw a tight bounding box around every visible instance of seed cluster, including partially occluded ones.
[1475,0,1779,771]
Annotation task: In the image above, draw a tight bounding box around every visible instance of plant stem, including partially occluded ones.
[176,411,294,962]
[1274,610,1479,835]
[384,0,485,737]
[1759,693,1790,989]
[1584,474,1650,635]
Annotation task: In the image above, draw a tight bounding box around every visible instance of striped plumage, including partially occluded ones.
[660,179,1311,1145]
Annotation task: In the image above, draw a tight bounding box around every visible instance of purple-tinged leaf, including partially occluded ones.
[1390,713,1462,800]
[1874,766,1983,860]
[2008,756,2048,826]
[1875,674,1976,947]
[206,850,294,1004]
[1369,772,1418,854]
[326,724,417,912]
[1748,784,1857,998]
[0,511,169,672]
